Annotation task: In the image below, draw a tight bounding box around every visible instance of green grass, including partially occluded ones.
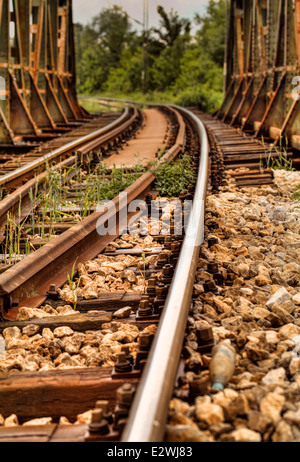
[79,87,223,113]
[260,136,295,172]
[293,185,300,201]
[153,155,197,197]
[79,97,125,114]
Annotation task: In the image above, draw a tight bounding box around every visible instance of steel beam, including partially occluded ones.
[219,0,300,150]
[0,0,84,145]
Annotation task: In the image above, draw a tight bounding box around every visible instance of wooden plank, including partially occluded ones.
[103,247,163,257]
[0,368,139,421]
[50,424,88,442]
[77,294,142,312]
[0,424,119,442]
[235,179,275,186]
[0,311,112,332]
[0,424,57,442]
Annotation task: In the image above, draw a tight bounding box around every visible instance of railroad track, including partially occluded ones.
[0,105,146,272]
[191,109,293,189]
[0,98,295,443]
[0,102,200,442]
[0,106,139,191]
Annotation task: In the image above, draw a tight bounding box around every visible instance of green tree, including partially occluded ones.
[150,6,191,91]
[151,36,189,91]
[75,1,226,113]
[105,47,144,94]
[75,5,138,94]
[195,0,226,67]
[153,5,191,48]
[91,5,136,68]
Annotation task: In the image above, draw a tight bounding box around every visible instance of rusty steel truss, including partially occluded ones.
[0,0,85,146]
[218,0,300,152]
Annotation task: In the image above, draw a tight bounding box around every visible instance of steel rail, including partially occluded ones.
[0,106,140,229]
[0,107,186,317]
[0,106,132,188]
[0,105,182,231]
[122,106,209,442]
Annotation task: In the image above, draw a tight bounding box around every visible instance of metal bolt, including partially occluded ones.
[91,409,103,424]
[115,352,133,373]
[138,332,154,350]
[116,384,135,406]
[196,325,214,342]
[122,345,134,364]
[95,400,109,413]
[156,284,168,297]
[88,408,110,435]
[137,299,153,317]
[207,262,219,274]
[208,237,219,248]
[95,400,114,425]
[148,277,157,288]
[203,280,219,294]
[162,264,173,277]
[46,284,59,300]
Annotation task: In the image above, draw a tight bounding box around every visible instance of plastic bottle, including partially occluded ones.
[209,340,236,391]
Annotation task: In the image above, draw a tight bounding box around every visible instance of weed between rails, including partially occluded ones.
[0,153,196,266]
[260,136,295,172]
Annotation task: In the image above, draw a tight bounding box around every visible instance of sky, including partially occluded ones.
[72,0,209,28]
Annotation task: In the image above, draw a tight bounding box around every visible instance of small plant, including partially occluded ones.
[154,154,197,197]
[67,261,81,311]
[293,185,300,201]
[260,136,295,171]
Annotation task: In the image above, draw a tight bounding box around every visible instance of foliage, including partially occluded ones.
[75,1,226,112]
[293,185,300,201]
[153,6,191,48]
[154,155,197,197]
[195,0,227,67]
[260,136,295,172]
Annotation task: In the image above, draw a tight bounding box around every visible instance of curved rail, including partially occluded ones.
[0,104,186,316]
[0,106,133,188]
[121,106,209,442]
[0,106,140,229]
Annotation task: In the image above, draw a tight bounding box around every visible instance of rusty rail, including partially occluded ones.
[0,107,135,189]
[0,107,142,230]
[0,0,84,146]
[0,105,185,318]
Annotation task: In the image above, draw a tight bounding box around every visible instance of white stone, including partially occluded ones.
[2,327,22,341]
[260,391,285,425]
[266,288,291,309]
[75,410,93,425]
[261,367,286,386]
[292,294,300,306]
[279,324,300,339]
[4,414,19,427]
[195,403,224,426]
[230,428,262,443]
[53,326,74,338]
[265,330,280,344]
[113,306,132,319]
[23,417,52,426]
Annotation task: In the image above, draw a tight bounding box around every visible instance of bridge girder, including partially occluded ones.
[0,0,84,145]
[218,0,300,151]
